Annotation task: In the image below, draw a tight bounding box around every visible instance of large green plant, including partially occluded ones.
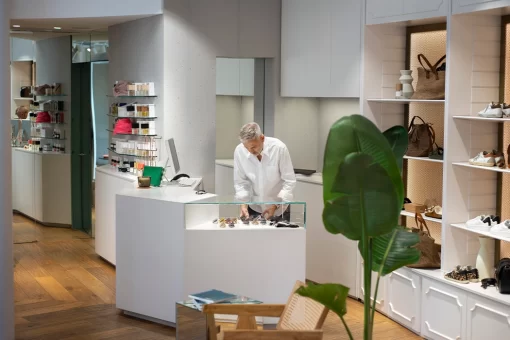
[297,115,420,340]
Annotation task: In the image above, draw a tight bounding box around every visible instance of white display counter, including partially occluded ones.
[95,165,138,265]
[12,148,72,226]
[115,189,306,325]
[215,159,360,297]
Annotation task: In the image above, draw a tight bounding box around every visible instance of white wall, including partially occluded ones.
[36,36,72,152]
[216,96,254,159]
[274,98,359,171]
[11,0,162,19]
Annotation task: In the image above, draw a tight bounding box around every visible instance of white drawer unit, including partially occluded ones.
[466,294,510,340]
[421,278,466,340]
[387,268,422,333]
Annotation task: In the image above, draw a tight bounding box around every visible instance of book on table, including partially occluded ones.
[188,289,237,304]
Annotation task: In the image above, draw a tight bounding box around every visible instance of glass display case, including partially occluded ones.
[185,196,306,230]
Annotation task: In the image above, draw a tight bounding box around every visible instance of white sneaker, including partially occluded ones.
[466,215,492,231]
[478,102,502,118]
[469,151,495,167]
[502,103,510,118]
[490,220,510,236]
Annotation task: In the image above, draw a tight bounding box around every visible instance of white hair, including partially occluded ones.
[239,122,262,143]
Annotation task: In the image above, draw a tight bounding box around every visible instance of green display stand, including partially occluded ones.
[142,166,164,187]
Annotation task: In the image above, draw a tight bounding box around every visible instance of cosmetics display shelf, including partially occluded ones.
[14,97,33,101]
[107,148,157,158]
[366,98,445,104]
[400,210,442,224]
[403,155,443,164]
[453,116,510,123]
[35,94,67,97]
[106,129,158,137]
[188,222,305,231]
[30,136,66,140]
[107,95,157,98]
[107,114,157,120]
[450,223,510,243]
[452,162,510,174]
[32,122,66,126]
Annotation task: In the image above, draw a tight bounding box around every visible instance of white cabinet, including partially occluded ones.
[452,0,510,15]
[366,0,448,25]
[466,295,510,340]
[216,58,254,96]
[421,278,466,340]
[387,268,421,333]
[281,0,361,98]
[294,180,359,296]
[11,37,35,61]
[360,270,388,314]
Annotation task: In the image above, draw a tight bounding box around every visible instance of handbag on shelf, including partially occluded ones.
[412,54,446,100]
[407,116,435,157]
[407,213,441,269]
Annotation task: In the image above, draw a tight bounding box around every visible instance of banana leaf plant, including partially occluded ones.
[297,115,420,340]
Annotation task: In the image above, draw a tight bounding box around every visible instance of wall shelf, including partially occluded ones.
[453,115,510,123]
[401,210,442,224]
[13,97,33,101]
[106,129,157,137]
[403,155,443,164]
[366,98,445,104]
[451,223,510,243]
[107,148,157,158]
[30,136,66,140]
[107,95,157,98]
[107,114,157,120]
[453,162,510,174]
[35,94,67,97]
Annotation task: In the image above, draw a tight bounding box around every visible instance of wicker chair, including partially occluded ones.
[202,281,328,340]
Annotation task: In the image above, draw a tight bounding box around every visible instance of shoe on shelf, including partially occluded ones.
[490,215,501,225]
[469,151,495,167]
[466,215,493,231]
[444,265,470,284]
[489,150,506,168]
[466,266,480,283]
[502,103,510,117]
[490,220,510,236]
[478,102,503,118]
[425,205,442,219]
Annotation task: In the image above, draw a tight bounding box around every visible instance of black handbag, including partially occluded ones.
[495,258,510,294]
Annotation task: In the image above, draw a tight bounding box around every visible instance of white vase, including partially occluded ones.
[476,236,495,279]
[399,70,414,99]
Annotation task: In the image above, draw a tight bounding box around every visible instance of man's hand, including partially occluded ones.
[240,204,250,219]
[262,205,278,219]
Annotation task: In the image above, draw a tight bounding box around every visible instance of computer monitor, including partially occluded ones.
[164,138,180,179]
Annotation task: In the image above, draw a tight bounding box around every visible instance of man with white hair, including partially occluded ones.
[234,122,296,220]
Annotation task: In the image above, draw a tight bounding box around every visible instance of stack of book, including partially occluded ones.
[188,289,261,311]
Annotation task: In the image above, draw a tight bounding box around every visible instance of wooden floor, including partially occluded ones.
[13,214,421,339]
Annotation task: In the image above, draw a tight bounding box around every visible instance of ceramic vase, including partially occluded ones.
[399,70,414,99]
[476,236,495,279]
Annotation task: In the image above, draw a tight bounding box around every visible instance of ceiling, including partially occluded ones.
[10,14,154,40]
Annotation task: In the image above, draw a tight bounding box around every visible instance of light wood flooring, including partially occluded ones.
[13,214,421,339]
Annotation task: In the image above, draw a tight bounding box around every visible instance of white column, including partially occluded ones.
[0,0,14,338]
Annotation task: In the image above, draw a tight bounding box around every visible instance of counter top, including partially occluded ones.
[119,184,215,203]
[96,165,138,182]
[215,159,323,185]
[13,147,69,156]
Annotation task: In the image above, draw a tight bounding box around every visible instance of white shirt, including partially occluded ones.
[233,137,296,213]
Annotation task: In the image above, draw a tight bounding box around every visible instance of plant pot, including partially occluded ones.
[399,70,414,99]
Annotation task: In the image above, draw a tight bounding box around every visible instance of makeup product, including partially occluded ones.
[213,218,218,224]
[138,176,151,188]
[140,123,149,135]
[395,83,403,99]
[132,123,139,135]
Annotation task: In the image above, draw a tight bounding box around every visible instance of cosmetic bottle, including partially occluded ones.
[395,84,403,99]
[132,123,139,135]
[141,123,149,135]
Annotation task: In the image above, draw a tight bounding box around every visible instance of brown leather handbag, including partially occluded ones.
[412,54,446,100]
[407,213,441,269]
[407,116,435,157]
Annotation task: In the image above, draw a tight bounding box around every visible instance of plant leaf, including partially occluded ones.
[296,283,350,319]
[322,115,404,208]
[383,125,408,172]
[358,227,421,275]
[322,153,400,239]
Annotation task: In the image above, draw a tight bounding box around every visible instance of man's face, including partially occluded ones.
[243,135,265,156]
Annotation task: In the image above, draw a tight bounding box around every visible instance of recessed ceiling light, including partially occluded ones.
[12,25,20,28]
[54,27,61,30]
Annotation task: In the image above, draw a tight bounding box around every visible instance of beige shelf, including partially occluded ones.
[404,155,443,164]
[400,210,442,224]
[453,162,510,174]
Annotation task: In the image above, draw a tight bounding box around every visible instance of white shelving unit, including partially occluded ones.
[360,3,510,339]
[403,155,443,163]
[401,210,442,224]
